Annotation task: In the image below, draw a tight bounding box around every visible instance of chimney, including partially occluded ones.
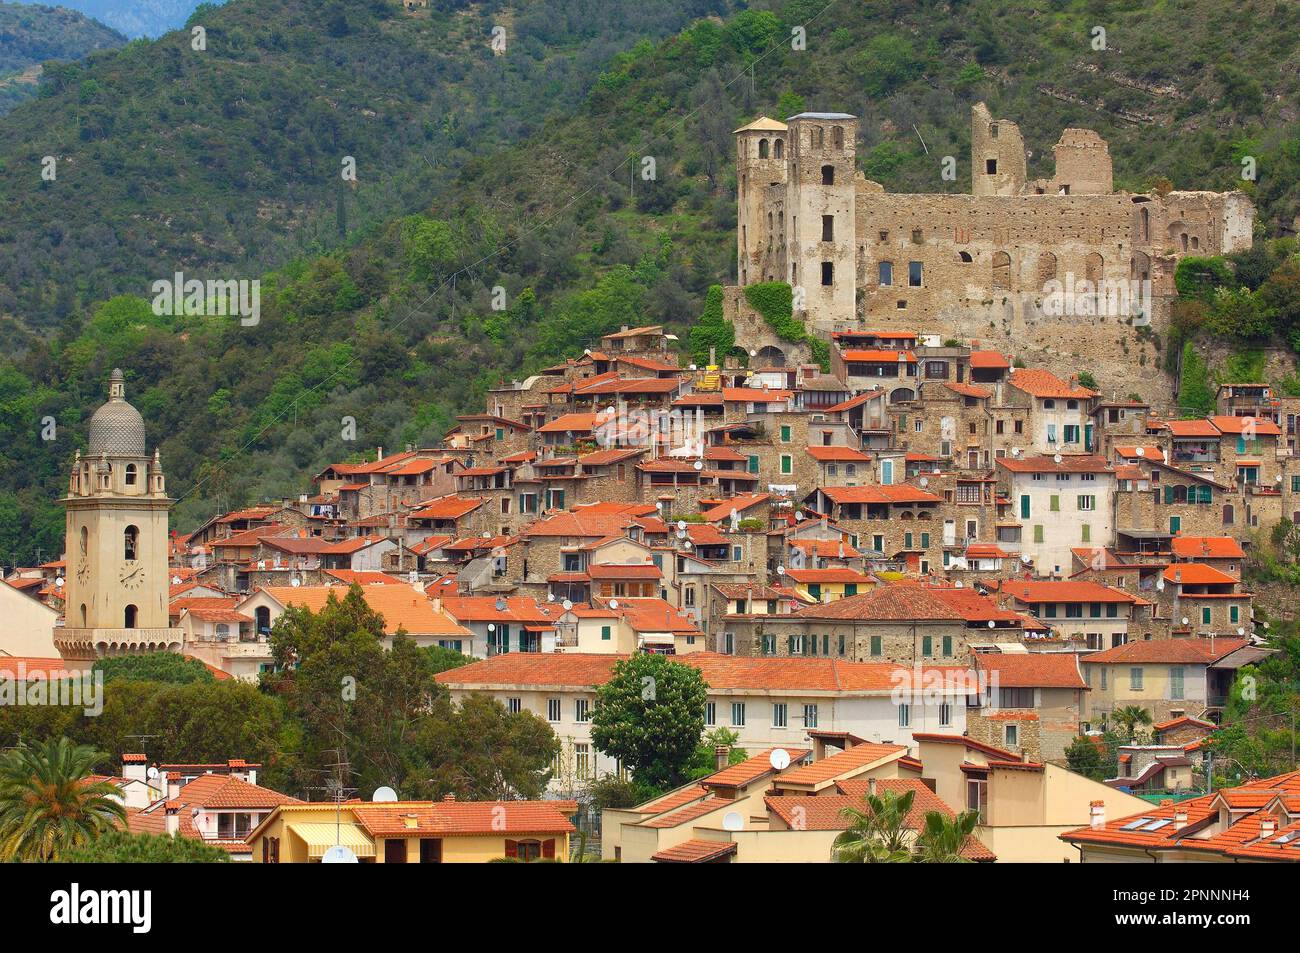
[1174,806,1189,830]
[443,793,456,802]
[164,803,180,837]
[1260,817,1277,838]
[1089,800,1106,829]
[376,446,384,461]
[714,745,729,771]
[868,778,877,796]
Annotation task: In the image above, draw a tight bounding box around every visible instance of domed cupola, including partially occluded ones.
[87,368,147,456]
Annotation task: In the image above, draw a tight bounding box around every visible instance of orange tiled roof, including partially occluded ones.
[974,652,1086,689]
[350,800,576,837]
[772,743,907,787]
[1008,368,1097,399]
[1081,638,1248,665]
[819,484,941,505]
[805,445,871,462]
[1171,536,1245,560]
[1162,563,1238,585]
[651,839,738,863]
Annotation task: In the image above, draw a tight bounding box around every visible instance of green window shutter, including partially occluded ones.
[921,533,929,549]
[922,635,932,657]
[1081,524,1090,543]
[601,625,611,641]
[808,583,821,599]
[1020,495,1031,519]
[844,583,857,596]
[1202,607,1211,625]
[1049,495,1060,512]
[781,455,792,474]
[1034,525,1044,543]
[942,635,952,657]
[780,425,791,442]
[1164,485,1175,504]
[787,635,795,654]
[748,455,759,474]
[905,532,913,549]
[870,635,882,656]
[1230,605,1239,623]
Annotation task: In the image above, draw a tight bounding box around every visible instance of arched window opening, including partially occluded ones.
[758,138,770,159]
[124,525,139,561]
[124,604,138,629]
[821,164,834,186]
[991,251,1011,291]
[125,463,137,486]
[773,138,784,159]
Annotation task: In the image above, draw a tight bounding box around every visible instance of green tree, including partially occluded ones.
[832,788,915,863]
[1112,705,1154,743]
[0,738,125,862]
[60,830,231,863]
[93,653,215,685]
[590,654,707,789]
[1178,342,1215,417]
[1065,735,1104,780]
[914,809,980,863]
[412,693,559,801]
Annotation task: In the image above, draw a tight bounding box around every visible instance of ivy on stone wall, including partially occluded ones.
[741,281,830,372]
[688,284,734,366]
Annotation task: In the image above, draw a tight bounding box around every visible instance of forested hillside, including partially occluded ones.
[0,2,124,113]
[3,0,1300,566]
[0,0,734,329]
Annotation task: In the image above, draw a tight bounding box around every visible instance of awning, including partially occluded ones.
[639,632,676,645]
[288,821,376,859]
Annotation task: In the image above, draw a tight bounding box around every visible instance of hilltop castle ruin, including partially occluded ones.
[727,104,1254,405]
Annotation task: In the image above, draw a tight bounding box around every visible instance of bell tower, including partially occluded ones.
[58,368,181,661]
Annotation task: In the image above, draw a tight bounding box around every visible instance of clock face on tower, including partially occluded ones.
[119,561,144,590]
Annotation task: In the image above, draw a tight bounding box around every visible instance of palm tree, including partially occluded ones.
[0,738,126,862]
[914,809,980,863]
[1112,705,1154,743]
[832,788,915,863]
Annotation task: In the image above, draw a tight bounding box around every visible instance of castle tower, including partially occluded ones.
[971,102,1027,197]
[784,112,858,330]
[1051,128,1113,195]
[57,369,181,662]
[734,116,789,285]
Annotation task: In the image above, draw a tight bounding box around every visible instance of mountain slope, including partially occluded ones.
[0,0,734,329]
[3,0,1300,566]
[0,2,125,112]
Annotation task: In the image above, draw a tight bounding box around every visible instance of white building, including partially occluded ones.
[997,454,1116,578]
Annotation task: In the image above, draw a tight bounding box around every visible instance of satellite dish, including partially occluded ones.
[487,623,495,632]
[676,529,687,540]
[495,597,508,612]
[291,577,301,587]
[1156,578,1165,591]
[1135,447,1145,457]
[482,531,491,539]
[1020,554,1032,565]
[172,575,182,585]
[1053,453,1063,464]
[372,786,398,803]
[749,349,757,358]
[1237,627,1245,636]
[769,748,791,771]
[1181,617,1189,626]
[683,541,692,550]
[693,460,704,471]
[609,599,619,610]
[689,364,697,371]
[146,766,159,780]
[55,577,64,587]
[655,501,663,511]
[547,593,556,603]
[1011,447,1022,457]
[677,520,687,531]
[919,477,928,487]
[321,845,359,864]
[722,811,744,832]
[776,565,786,576]
[562,599,573,611]
[954,580,964,588]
